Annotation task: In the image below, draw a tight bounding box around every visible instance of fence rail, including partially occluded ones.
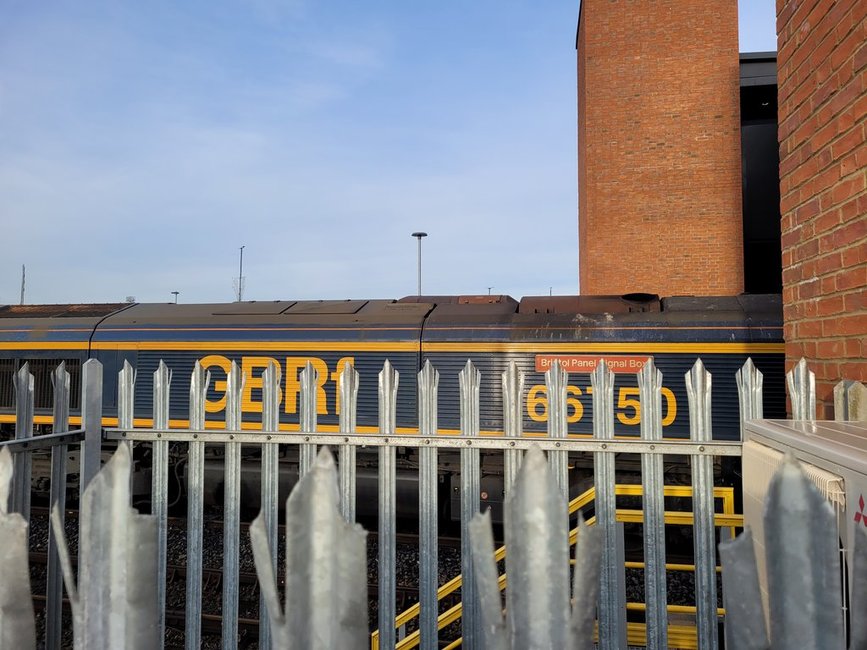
[0,356,865,648]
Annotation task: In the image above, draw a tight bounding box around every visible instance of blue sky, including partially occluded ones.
[1,1,777,304]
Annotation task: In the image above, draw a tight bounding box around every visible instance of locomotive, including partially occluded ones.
[0,293,784,520]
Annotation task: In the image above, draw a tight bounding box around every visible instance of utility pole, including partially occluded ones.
[171,291,179,304]
[19,265,25,305]
[237,245,245,302]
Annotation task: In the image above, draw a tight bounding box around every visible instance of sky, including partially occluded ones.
[1,1,777,305]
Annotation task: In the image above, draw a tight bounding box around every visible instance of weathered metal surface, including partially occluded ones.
[377,360,399,650]
[787,357,816,420]
[259,361,281,650]
[736,357,763,438]
[685,359,718,650]
[417,360,439,650]
[591,359,627,650]
[222,362,244,649]
[51,444,158,650]
[545,361,569,500]
[0,447,36,649]
[47,363,71,650]
[502,361,524,494]
[250,447,368,649]
[638,359,667,650]
[459,360,481,650]
[12,364,33,520]
[719,529,769,650]
[185,361,209,650]
[338,360,359,523]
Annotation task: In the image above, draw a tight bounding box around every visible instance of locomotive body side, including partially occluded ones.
[0,295,784,522]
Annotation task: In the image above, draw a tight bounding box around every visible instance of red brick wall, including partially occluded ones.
[577,0,744,296]
[777,0,867,417]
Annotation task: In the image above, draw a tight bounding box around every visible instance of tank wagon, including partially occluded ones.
[0,293,784,519]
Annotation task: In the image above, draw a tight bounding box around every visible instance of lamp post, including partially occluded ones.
[411,232,427,297]
[171,291,179,304]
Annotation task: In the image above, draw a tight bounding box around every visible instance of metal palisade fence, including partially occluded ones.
[0,356,865,648]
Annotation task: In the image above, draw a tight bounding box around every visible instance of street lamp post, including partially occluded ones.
[171,291,179,304]
[411,232,427,297]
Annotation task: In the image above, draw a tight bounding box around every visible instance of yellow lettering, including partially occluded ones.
[661,387,677,426]
[284,357,329,415]
[527,384,547,422]
[566,385,584,423]
[241,356,281,413]
[616,387,641,425]
[199,355,232,413]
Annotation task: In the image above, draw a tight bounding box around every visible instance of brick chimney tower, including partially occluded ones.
[577,0,744,295]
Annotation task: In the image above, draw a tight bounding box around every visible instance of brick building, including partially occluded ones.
[576,0,745,296]
[777,0,867,416]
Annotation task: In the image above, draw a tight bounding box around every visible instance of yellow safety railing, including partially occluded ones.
[370,483,740,650]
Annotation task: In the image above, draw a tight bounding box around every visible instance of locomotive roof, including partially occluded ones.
[0,295,782,328]
[96,299,432,326]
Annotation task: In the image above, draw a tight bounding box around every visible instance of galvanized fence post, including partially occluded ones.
[12,364,33,519]
[638,358,668,649]
[338,360,359,522]
[0,446,37,649]
[502,361,524,494]
[79,359,103,501]
[47,363,71,650]
[502,446,570,648]
[591,360,627,650]
[786,357,816,420]
[152,361,171,646]
[545,361,569,500]
[468,511,507,650]
[299,361,318,477]
[259,361,281,650]
[685,359,718,650]
[720,458,843,649]
[418,359,439,650]
[571,516,603,650]
[222,362,244,649]
[377,360,399,650]
[736,358,763,439]
[718,529,768,649]
[185,362,210,650]
[250,448,368,649]
[765,458,842,647]
[834,379,867,421]
[51,443,158,650]
[459,360,481,650]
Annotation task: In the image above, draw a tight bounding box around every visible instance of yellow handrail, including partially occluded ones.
[371,483,737,650]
